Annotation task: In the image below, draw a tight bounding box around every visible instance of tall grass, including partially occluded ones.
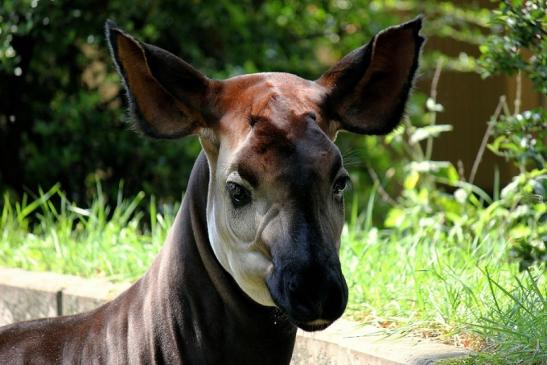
[0,185,545,363]
[0,184,176,282]
[341,188,546,364]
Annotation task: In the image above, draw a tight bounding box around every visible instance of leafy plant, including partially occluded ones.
[363,5,546,356]
[475,0,547,269]
[479,0,547,94]
[0,0,492,208]
[489,108,546,172]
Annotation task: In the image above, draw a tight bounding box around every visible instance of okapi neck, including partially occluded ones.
[141,151,296,363]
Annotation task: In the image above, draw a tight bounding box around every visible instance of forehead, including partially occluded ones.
[216,73,339,185]
[218,72,325,116]
[216,73,329,145]
[238,119,340,188]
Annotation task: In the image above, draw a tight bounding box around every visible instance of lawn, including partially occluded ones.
[1,183,545,364]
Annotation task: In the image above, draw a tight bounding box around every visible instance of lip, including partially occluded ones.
[292,319,333,332]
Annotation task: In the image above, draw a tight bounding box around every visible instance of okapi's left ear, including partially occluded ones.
[318,17,425,136]
[105,20,218,139]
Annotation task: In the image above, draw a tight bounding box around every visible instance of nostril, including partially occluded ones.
[292,300,322,323]
[288,279,298,293]
[323,295,341,320]
[323,279,348,321]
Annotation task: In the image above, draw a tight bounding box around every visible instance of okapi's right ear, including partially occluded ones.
[105,20,218,139]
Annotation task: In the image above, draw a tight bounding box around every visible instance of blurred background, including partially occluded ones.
[0,0,544,212]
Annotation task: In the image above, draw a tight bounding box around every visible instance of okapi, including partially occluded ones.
[0,17,424,364]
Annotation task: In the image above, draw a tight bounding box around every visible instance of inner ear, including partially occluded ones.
[317,17,425,136]
[106,20,220,139]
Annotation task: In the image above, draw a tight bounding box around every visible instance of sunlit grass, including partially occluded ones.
[0,186,545,363]
[0,184,176,282]
[341,189,546,364]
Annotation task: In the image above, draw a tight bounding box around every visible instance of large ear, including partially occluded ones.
[105,20,218,139]
[317,17,425,135]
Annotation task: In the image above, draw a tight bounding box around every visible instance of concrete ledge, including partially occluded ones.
[0,267,129,323]
[293,320,468,365]
[0,267,468,364]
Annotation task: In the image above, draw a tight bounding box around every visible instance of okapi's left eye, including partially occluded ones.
[226,182,252,208]
[333,175,350,198]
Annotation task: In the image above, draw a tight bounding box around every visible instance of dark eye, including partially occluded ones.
[333,175,350,198]
[226,182,252,208]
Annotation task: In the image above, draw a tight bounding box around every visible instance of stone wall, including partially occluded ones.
[0,267,468,364]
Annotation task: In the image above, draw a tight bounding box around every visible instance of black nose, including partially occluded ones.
[285,265,348,323]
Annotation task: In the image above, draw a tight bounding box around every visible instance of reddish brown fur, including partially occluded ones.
[214,73,331,148]
[0,18,424,365]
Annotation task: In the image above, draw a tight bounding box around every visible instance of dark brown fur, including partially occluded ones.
[0,18,424,365]
[0,154,296,365]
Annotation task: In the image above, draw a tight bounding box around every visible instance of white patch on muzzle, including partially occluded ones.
[205,167,276,307]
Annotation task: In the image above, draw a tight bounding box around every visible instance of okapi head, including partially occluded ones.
[106,18,424,332]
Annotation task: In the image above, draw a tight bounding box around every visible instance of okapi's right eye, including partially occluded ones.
[226,182,252,208]
[306,112,317,121]
[333,175,350,199]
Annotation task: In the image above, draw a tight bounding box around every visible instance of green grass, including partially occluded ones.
[0,185,545,364]
[341,190,546,364]
[0,184,176,282]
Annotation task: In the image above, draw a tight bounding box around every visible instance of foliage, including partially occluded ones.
[350,65,545,361]
[389,69,546,267]
[388,96,546,272]
[479,0,547,94]
[366,0,547,271]
[489,108,546,171]
[0,0,489,206]
[344,192,546,364]
[359,16,545,355]
[475,0,547,269]
[500,169,547,271]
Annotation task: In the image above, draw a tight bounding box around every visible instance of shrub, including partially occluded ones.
[0,0,489,207]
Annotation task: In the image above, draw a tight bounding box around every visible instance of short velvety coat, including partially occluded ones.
[0,17,424,365]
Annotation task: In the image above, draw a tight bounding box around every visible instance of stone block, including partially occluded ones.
[291,319,469,365]
[1,268,469,364]
[0,268,63,326]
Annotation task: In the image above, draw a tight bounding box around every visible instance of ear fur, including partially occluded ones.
[105,20,217,139]
[318,17,425,135]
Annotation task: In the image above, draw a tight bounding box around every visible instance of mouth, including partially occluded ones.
[266,278,342,332]
[270,299,335,332]
[292,318,333,332]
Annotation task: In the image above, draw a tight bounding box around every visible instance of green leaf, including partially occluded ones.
[409,160,451,173]
[426,97,444,112]
[410,125,453,144]
[404,170,420,190]
[445,164,459,183]
[384,207,404,228]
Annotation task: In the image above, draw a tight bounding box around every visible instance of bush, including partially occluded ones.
[0,0,489,207]
[0,1,397,203]
[480,0,546,269]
